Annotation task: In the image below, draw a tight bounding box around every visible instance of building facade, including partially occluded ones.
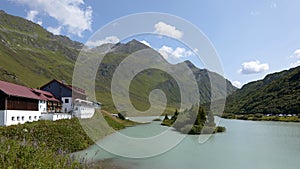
[40,79,86,113]
[40,79,100,119]
[0,80,61,126]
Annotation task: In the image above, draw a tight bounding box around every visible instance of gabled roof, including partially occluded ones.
[0,80,42,100]
[30,88,60,102]
[40,79,86,96]
[0,80,60,102]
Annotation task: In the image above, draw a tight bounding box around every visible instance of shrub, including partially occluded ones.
[152,118,162,121]
[215,126,226,133]
[117,113,126,120]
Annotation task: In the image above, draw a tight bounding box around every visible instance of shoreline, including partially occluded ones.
[221,114,300,123]
[84,158,129,169]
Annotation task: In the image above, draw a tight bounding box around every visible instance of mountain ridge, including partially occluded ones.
[0,10,236,114]
[225,66,300,114]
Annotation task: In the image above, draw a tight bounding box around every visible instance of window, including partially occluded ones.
[17,116,20,121]
[29,116,32,120]
[65,99,69,103]
[34,116,37,120]
[21,116,24,121]
[12,117,15,121]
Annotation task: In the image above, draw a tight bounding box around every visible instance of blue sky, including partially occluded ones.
[2,0,300,88]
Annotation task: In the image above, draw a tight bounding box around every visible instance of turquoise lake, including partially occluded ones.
[74,117,300,169]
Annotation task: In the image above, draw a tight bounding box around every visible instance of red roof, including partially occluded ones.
[0,80,60,102]
[0,80,42,100]
[31,88,60,102]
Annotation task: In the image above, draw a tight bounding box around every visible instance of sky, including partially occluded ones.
[1,0,300,88]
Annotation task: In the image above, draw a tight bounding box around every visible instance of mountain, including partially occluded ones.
[0,10,80,87]
[225,66,300,114]
[94,40,236,114]
[0,10,236,114]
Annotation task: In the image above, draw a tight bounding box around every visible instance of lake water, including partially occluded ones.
[74,117,300,169]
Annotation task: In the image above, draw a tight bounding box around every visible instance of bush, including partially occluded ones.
[117,113,126,120]
[215,126,226,133]
[152,118,162,122]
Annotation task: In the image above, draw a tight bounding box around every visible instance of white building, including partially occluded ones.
[61,97,72,113]
[40,79,100,119]
[73,99,101,119]
[0,80,60,126]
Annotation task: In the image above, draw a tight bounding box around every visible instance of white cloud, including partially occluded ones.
[85,36,120,47]
[11,0,93,37]
[36,20,43,25]
[154,21,183,39]
[158,45,193,60]
[26,10,42,25]
[26,10,38,21]
[47,26,62,35]
[172,47,193,58]
[139,40,151,47]
[232,81,242,88]
[158,45,173,59]
[290,49,300,58]
[290,61,300,68]
[271,2,277,9]
[193,48,199,53]
[239,60,269,74]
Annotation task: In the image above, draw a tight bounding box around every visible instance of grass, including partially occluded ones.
[0,137,81,169]
[0,110,137,168]
[0,118,90,168]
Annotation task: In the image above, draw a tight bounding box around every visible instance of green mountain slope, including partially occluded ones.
[0,10,236,114]
[225,66,300,114]
[0,10,80,87]
[93,40,236,114]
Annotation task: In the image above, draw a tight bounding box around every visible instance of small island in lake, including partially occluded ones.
[161,106,225,134]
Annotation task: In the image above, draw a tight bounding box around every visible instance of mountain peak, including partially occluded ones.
[127,39,140,44]
[183,60,197,69]
[110,39,150,54]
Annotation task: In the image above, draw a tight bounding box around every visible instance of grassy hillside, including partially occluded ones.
[0,110,134,168]
[225,66,300,114]
[0,10,236,115]
[0,10,79,87]
[92,41,236,114]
